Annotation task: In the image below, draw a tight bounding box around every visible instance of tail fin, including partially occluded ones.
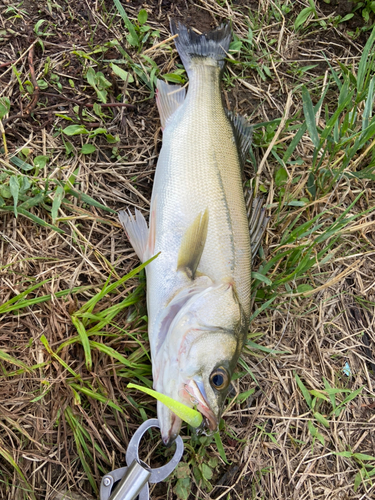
[170,20,231,73]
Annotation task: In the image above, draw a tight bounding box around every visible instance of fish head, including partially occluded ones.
[154,282,247,445]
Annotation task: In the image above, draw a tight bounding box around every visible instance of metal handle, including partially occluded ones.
[100,419,184,500]
[108,460,150,500]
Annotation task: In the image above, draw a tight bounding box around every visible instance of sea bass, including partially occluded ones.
[120,22,261,445]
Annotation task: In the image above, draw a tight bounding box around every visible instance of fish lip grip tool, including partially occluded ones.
[100,419,184,500]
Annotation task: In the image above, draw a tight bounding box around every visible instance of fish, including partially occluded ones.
[119,21,267,445]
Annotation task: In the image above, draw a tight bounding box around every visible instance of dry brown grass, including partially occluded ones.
[1,0,375,499]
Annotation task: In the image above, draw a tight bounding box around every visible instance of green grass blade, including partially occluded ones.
[0,206,65,233]
[65,186,116,213]
[295,373,312,409]
[71,316,92,371]
[0,278,51,313]
[0,283,94,315]
[113,0,139,47]
[89,341,134,368]
[40,335,81,380]
[214,431,229,464]
[69,383,123,411]
[362,75,375,131]
[357,26,375,94]
[0,349,30,371]
[302,86,319,148]
[0,444,36,500]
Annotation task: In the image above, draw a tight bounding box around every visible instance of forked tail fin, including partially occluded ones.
[170,20,232,74]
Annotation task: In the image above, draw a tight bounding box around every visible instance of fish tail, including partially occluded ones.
[170,20,231,74]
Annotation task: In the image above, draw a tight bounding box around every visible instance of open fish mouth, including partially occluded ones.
[185,380,218,433]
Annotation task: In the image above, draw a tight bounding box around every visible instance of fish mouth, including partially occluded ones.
[185,379,218,432]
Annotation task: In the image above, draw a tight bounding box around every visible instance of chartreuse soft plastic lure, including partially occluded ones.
[127,383,203,428]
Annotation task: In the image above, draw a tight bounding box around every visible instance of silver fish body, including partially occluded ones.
[120,23,253,444]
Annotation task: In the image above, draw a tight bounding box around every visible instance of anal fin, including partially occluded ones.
[156,79,186,130]
[119,209,149,262]
[177,209,209,279]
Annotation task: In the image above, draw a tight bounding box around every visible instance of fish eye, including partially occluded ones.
[210,367,229,390]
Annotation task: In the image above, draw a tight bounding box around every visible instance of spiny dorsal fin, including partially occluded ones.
[156,79,186,130]
[226,110,253,167]
[177,208,209,279]
[244,188,270,263]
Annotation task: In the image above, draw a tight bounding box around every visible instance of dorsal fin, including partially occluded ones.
[226,110,253,167]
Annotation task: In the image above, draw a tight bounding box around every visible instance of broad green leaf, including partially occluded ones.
[336,451,354,458]
[313,411,330,428]
[33,155,49,170]
[201,463,213,481]
[251,272,272,285]
[162,73,185,84]
[110,63,134,83]
[138,9,148,25]
[34,19,47,34]
[80,144,96,154]
[37,79,48,89]
[86,66,96,87]
[127,383,203,427]
[9,154,34,171]
[237,387,256,403]
[173,477,191,500]
[63,125,89,136]
[297,284,314,293]
[275,167,288,186]
[294,7,314,29]
[354,453,375,461]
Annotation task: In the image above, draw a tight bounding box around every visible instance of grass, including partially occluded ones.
[1,0,375,499]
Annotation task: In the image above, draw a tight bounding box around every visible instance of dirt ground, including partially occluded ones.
[1,0,375,499]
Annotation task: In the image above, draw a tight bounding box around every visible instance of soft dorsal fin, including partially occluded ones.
[177,209,209,279]
[156,79,186,130]
[226,110,253,167]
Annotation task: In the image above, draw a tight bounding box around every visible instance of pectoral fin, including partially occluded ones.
[177,209,209,279]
